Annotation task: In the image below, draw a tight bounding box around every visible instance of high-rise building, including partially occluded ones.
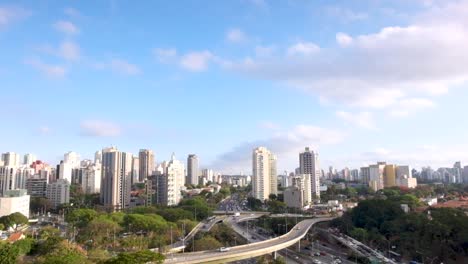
[131,156,139,185]
[1,152,20,167]
[360,167,370,183]
[0,189,30,218]
[202,169,214,183]
[384,164,397,187]
[463,166,468,184]
[23,153,37,166]
[165,153,185,206]
[299,147,320,199]
[81,164,101,194]
[94,151,102,164]
[290,174,312,205]
[187,154,199,185]
[138,149,155,182]
[100,147,133,211]
[58,160,73,183]
[0,166,18,196]
[369,163,386,191]
[26,176,48,197]
[64,151,80,168]
[252,147,277,201]
[46,179,70,209]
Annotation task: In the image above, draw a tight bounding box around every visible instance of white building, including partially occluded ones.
[369,163,386,191]
[0,189,30,218]
[58,161,73,183]
[187,154,199,185]
[46,179,70,209]
[299,147,321,199]
[289,174,312,207]
[1,152,20,167]
[100,147,133,211]
[81,163,101,194]
[139,149,155,182]
[284,187,304,209]
[202,169,214,183]
[252,147,277,201]
[64,151,80,168]
[23,153,37,166]
[164,153,185,206]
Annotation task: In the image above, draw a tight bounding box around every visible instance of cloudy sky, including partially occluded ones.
[1,0,468,173]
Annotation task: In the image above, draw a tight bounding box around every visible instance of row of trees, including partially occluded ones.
[331,197,468,263]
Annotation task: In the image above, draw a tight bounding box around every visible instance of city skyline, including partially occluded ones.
[2,1,468,173]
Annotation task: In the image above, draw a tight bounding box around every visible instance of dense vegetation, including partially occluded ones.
[0,195,222,263]
[331,192,468,263]
[185,223,246,252]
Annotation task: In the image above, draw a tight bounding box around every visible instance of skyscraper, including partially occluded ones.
[252,147,277,201]
[165,153,185,206]
[384,164,397,187]
[1,152,20,167]
[187,154,199,185]
[23,153,37,166]
[299,147,321,199]
[138,149,155,182]
[100,147,133,211]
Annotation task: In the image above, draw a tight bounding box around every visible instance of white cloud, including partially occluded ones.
[259,121,280,130]
[53,20,79,35]
[255,45,275,57]
[336,32,353,46]
[227,1,468,114]
[25,58,67,78]
[388,98,436,117]
[212,124,345,173]
[287,42,320,56]
[336,111,376,130]
[180,51,214,72]
[153,48,177,63]
[38,126,51,135]
[80,120,122,137]
[95,59,141,75]
[226,28,247,43]
[58,41,80,61]
[326,6,368,22]
[64,7,80,18]
[0,6,29,28]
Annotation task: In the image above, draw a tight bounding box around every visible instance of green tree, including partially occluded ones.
[13,238,34,255]
[0,242,20,264]
[66,208,98,228]
[104,250,164,264]
[188,235,222,251]
[0,212,28,231]
[35,241,89,264]
[79,216,122,249]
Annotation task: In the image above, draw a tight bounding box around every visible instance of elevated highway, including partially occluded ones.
[164,217,334,264]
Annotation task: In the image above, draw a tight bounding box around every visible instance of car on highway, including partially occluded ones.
[218,247,230,252]
[313,252,321,256]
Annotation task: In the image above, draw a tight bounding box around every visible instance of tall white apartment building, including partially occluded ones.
[291,174,312,206]
[369,163,386,191]
[46,179,70,209]
[0,189,30,218]
[81,163,102,194]
[299,147,321,199]
[164,153,185,206]
[23,153,37,166]
[252,147,277,201]
[187,154,199,185]
[1,152,20,167]
[139,149,155,182]
[202,169,214,183]
[100,147,133,211]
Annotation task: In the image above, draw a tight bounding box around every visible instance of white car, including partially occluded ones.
[218,247,230,252]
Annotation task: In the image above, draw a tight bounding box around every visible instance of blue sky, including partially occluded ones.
[1,0,468,173]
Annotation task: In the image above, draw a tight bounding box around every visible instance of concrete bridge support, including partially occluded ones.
[272,251,277,260]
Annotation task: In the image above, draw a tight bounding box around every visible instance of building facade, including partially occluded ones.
[0,189,30,218]
[299,147,320,199]
[252,147,277,201]
[100,147,133,211]
[46,179,70,209]
[138,149,155,183]
[187,154,199,185]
